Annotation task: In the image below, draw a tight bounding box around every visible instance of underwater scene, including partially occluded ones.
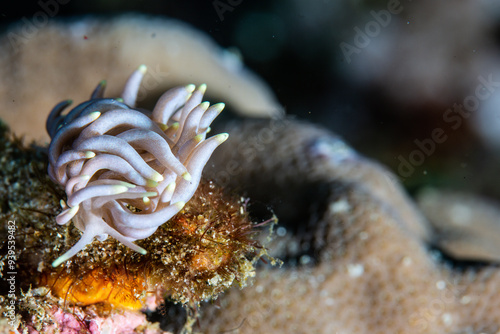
[1,0,500,333]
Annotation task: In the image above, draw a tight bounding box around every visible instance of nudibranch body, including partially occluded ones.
[46,65,228,267]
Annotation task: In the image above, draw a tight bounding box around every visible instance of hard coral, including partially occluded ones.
[199,119,500,334]
[417,188,500,263]
[47,65,228,267]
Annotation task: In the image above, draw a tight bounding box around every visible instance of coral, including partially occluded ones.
[417,188,500,262]
[198,118,500,333]
[0,14,282,143]
[47,65,227,266]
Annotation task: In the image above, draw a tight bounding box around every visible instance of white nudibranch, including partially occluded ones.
[46,65,228,267]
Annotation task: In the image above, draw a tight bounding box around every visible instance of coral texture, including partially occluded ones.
[47,65,228,266]
[417,188,500,262]
[198,119,500,334]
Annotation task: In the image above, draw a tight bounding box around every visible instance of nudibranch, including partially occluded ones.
[46,65,228,267]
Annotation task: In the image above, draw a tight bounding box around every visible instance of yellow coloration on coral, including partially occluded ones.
[40,267,147,310]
